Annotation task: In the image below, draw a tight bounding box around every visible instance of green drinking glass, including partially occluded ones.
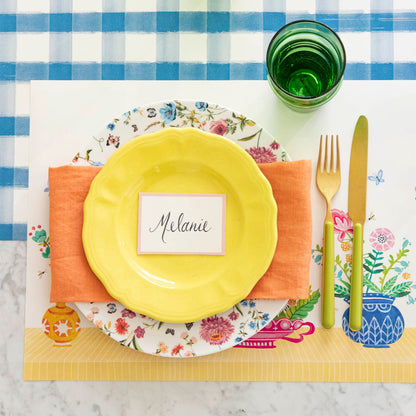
[266,20,346,111]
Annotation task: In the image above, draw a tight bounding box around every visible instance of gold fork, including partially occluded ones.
[316,135,341,329]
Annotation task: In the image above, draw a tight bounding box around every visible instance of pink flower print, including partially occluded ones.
[184,350,193,357]
[134,325,145,338]
[180,331,188,339]
[270,141,280,150]
[228,311,239,321]
[90,306,99,314]
[245,147,277,163]
[332,209,353,242]
[121,308,137,319]
[157,342,168,354]
[209,119,227,136]
[369,228,395,252]
[190,337,197,344]
[199,316,234,345]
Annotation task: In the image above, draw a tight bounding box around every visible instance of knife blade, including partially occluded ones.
[348,115,368,331]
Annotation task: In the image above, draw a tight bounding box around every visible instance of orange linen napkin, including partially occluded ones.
[49,160,312,303]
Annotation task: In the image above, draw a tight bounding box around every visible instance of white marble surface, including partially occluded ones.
[2,241,416,413]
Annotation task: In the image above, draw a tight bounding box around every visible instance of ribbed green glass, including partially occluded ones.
[266,20,346,111]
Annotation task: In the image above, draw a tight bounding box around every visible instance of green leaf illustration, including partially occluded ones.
[235,303,243,316]
[32,229,47,244]
[386,282,412,297]
[382,275,398,293]
[339,279,351,290]
[334,284,349,298]
[363,275,381,293]
[396,291,411,298]
[132,335,143,352]
[42,246,50,259]
[363,264,372,273]
[283,290,320,320]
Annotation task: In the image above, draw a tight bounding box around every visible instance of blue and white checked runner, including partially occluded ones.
[1,0,416,240]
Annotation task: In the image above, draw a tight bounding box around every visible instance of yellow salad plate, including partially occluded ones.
[82,128,277,323]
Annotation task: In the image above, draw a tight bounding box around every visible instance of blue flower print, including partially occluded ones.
[235,337,243,343]
[132,108,139,113]
[159,102,177,123]
[248,321,256,330]
[262,313,269,320]
[241,300,249,307]
[195,101,208,111]
[249,301,256,308]
[107,123,115,131]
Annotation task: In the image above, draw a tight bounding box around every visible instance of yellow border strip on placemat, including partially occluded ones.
[24,328,416,382]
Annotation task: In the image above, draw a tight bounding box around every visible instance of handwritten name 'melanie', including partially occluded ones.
[149,212,212,243]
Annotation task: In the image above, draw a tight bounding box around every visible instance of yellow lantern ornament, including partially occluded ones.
[42,302,81,346]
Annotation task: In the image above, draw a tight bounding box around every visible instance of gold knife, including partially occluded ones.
[348,115,368,331]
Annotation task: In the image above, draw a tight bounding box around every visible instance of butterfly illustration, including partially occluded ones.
[132,124,138,132]
[368,169,384,185]
[185,322,194,331]
[165,328,175,335]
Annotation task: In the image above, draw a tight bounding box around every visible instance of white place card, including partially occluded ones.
[138,193,226,255]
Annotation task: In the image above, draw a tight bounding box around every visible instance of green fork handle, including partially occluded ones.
[322,221,335,329]
[350,223,363,331]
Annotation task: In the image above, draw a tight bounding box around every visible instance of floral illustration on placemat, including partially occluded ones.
[313,209,412,348]
[234,288,319,349]
[28,225,50,259]
[72,149,103,166]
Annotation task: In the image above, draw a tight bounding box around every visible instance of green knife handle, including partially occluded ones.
[322,221,335,329]
[350,223,363,331]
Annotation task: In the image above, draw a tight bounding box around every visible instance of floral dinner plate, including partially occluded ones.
[74,100,289,357]
[82,128,278,323]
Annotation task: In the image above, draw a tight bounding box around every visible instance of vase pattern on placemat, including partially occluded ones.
[42,303,81,346]
[342,294,404,348]
[312,208,413,348]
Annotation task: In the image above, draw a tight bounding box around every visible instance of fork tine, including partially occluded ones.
[330,135,335,172]
[324,135,329,171]
[336,135,340,172]
[318,135,323,171]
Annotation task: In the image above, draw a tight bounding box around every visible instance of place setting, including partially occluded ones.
[24,20,416,381]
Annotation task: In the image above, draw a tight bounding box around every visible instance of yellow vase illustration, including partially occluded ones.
[42,302,81,346]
